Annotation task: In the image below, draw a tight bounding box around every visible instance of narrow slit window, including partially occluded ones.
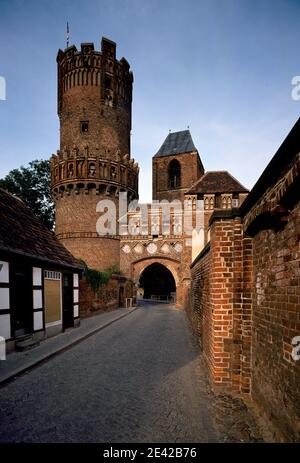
[81,121,89,133]
[168,159,181,189]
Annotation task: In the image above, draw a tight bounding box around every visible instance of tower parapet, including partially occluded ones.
[50,147,139,200]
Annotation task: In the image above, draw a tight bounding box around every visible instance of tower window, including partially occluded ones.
[81,121,89,133]
[105,75,112,90]
[215,193,221,208]
[168,159,181,189]
[88,163,96,177]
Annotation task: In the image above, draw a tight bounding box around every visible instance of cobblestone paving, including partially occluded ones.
[0,304,263,443]
[194,357,265,443]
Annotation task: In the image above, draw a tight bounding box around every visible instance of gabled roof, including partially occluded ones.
[186,171,249,195]
[154,130,197,158]
[0,189,82,270]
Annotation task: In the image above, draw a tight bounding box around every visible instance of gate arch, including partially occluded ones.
[139,262,176,301]
[132,256,180,286]
[132,256,180,303]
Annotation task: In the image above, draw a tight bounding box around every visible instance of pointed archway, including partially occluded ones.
[139,263,176,302]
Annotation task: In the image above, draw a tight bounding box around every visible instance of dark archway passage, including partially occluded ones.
[139,263,176,301]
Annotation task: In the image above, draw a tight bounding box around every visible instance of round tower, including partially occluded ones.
[50,37,139,270]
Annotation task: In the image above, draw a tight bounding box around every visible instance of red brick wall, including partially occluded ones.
[152,152,204,202]
[54,192,120,271]
[250,200,300,441]
[188,212,252,393]
[80,275,135,317]
[241,236,253,394]
[209,216,243,390]
[190,245,211,350]
[60,86,131,155]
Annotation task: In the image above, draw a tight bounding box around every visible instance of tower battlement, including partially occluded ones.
[57,37,133,116]
[50,145,139,200]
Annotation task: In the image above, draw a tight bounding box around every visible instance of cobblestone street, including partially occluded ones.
[0,304,262,443]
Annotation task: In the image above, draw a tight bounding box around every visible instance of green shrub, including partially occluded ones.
[78,260,123,292]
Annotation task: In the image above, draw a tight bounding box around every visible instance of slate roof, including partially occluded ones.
[186,171,249,195]
[0,188,82,270]
[154,130,197,157]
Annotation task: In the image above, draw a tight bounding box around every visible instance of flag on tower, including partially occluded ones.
[66,22,70,48]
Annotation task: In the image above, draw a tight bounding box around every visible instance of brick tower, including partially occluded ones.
[50,37,139,270]
[152,130,204,202]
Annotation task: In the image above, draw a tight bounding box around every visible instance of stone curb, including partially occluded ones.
[0,307,138,387]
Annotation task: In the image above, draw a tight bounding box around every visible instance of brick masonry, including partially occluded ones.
[187,120,300,441]
[79,275,135,316]
[250,203,300,440]
[153,151,203,202]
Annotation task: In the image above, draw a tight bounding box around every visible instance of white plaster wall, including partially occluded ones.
[0,314,11,339]
[0,287,10,310]
[33,267,42,286]
[33,289,43,309]
[74,305,79,317]
[73,289,79,303]
[34,311,43,331]
[0,261,9,283]
[73,273,79,287]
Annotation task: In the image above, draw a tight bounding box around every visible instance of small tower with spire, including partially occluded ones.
[152,129,204,202]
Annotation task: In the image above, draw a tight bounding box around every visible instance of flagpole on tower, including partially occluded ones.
[66,22,70,48]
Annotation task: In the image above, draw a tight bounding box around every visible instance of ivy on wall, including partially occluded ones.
[79,260,122,292]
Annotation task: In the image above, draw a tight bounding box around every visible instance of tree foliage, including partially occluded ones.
[0,159,54,230]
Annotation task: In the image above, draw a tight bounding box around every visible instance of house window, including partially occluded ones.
[168,159,181,189]
[44,270,61,280]
[81,121,89,133]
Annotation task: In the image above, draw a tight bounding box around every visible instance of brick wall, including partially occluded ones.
[189,244,211,348]
[188,119,300,441]
[60,87,131,155]
[250,202,300,440]
[80,274,135,317]
[152,152,203,202]
[54,190,120,271]
[189,211,252,391]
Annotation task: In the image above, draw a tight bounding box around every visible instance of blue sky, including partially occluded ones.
[0,0,300,202]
